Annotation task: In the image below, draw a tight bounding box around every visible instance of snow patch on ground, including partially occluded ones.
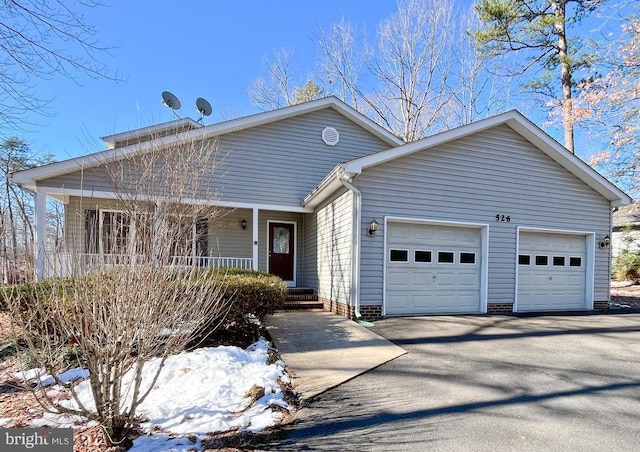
[16,367,89,388]
[130,434,202,452]
[25,339,292,449]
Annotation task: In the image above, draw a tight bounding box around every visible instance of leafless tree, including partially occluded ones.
[445,7,515,126]
[0,137,55,283]
[0,0,116,136]
[317,18,371,111]
[368,0,455,142]
[248,48,298,110]
[7,127,232,446]
[315,0,459,142]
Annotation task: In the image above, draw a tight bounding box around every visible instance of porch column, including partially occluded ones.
[34,189,47,280]
[252,207,259,270]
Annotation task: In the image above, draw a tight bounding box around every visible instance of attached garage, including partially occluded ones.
[384,220,487,315]
[517,230,593,311]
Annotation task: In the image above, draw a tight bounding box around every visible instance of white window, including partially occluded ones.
[518,254,531,266]
[389,249,409,262]
[437,251,455,264]
[414,250,432,263]
[166,217,209,263]
[459,252,476,265]
[99,210,131,255]
[535,255,549,266]
[90,210,208,263]
[553,256,566,267]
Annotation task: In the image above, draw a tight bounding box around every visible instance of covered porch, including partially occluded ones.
[33,189,311,287]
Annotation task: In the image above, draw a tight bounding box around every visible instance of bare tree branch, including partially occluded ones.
[0,0,119,137]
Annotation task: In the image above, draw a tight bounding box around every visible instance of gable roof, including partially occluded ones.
[12,96,403,190]
[304,110,632,208]
[101,117,202,149]
[613,203,640,228]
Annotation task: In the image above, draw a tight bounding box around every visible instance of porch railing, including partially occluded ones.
[44,252,254,278]
[169,256,254,269]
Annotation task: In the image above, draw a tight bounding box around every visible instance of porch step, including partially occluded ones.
[284,288,323,310]
[283,300,325,310]
[287,288,315,295]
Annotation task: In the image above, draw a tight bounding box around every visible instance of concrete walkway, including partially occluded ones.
[266,311,406,400]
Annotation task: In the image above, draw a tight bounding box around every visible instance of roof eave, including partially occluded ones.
[503,116,632,206]
[100,118,203,148]
[13,96,400,187]
[302,165,347,209]
[343,110,632,207]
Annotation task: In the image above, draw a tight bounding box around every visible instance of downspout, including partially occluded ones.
[337,170,362,318]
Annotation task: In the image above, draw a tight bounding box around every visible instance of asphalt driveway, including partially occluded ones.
[267,313,640,451]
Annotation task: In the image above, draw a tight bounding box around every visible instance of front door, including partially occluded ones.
[269,222,295,283]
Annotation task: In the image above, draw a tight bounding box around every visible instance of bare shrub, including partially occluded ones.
[7,124,234,445]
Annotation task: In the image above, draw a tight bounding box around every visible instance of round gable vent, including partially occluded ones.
[322,127,340,146]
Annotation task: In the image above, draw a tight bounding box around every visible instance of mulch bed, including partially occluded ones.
[0,312,297,452]
[610,281,640,310]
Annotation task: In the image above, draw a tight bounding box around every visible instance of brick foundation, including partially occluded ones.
[594,300,609,311]
[487,303,514,314]
[359,305,383,321]
[320,297,354,318]
[319,299,383,320]
[320,299,609,317]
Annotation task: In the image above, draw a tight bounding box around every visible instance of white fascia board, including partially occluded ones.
[343,111,519,174]
[12,133,185,189]
[37,186,313,213]
[328,101,403,147]
[302,165,348,209]
[504,115,632,207]
[343,109,632,207]
[100,118,202,148]
[13,96,400,189]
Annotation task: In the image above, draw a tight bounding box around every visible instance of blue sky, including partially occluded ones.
[22,1,401,160]
[15,0,622,163]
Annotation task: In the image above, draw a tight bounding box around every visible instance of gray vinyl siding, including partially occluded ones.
[37,108,391,207]
[208,209,253,258]
[308,188,353,304]
[357,124,611,306]
[303,212,318,289]
[63,200,305,276]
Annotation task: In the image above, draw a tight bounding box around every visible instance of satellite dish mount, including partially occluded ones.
[195,97,212,124]
[161,91,213,124]
[161,91,182,119]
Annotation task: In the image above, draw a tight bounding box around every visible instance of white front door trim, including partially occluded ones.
[266,219,297,287]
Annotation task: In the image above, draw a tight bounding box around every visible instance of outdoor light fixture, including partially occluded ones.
[599,235,610,248]
[368,219,379,236]
[241,219,247,230]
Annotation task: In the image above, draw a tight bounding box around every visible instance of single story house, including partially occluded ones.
[612,203,640,259]
[13,97,632,318]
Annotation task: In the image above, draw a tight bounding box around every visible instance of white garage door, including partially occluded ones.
[517,231,587,311]
[386,222,482,315]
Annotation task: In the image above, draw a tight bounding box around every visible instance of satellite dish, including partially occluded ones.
[196,97,212,116]
[161,91,181,110]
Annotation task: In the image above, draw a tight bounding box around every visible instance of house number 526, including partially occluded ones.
[495,214,511,222]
